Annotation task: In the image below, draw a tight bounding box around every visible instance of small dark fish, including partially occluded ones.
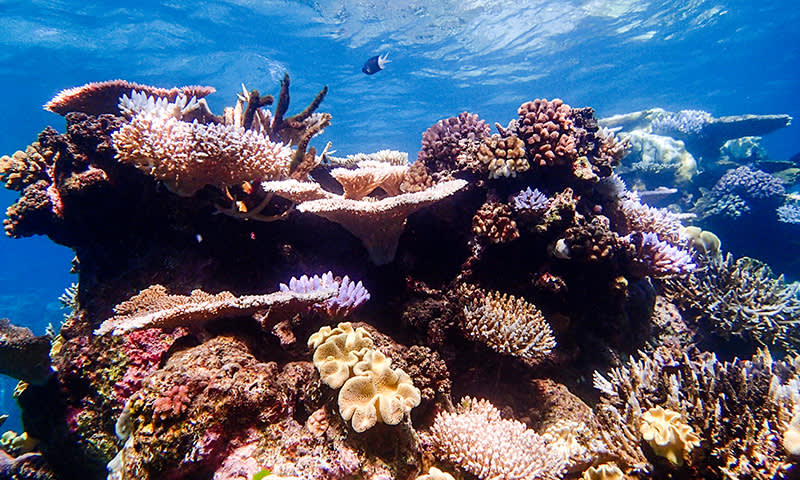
[362,52,390,75]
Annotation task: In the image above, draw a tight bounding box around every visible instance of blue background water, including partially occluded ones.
[0,0,798,432]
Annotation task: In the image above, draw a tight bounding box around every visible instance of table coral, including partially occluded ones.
[44,79,216,116]
[96,284,336,336]
[295,179,468,265]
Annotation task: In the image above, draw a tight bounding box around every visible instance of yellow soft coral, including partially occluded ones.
[581,463,625,480]
[415,467,455,480]
[308,322,374,389]
[639,406,700,465]
[338,349,421,432]
[784,411,800,456]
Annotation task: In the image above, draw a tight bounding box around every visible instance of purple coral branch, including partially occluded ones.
[630,232,696,276]
[280,271,370,318]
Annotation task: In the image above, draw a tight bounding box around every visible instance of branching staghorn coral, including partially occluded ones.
[95,284,336,336]
[593,346,800,478]
[663,253,800,349]
[458,285,556,363]
[426,397,568,480]
[625,231,696,276]
[617,192,686,245]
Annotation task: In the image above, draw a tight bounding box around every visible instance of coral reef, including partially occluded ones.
[1,76,798,480]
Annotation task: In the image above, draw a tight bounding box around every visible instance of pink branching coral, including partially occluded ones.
[112,102,294,197]
[44,79,215,116]
[626,232,696,276]
[426,397,567,480]
[516,99,577,168]
[279,271,370,318]
[418,112,490,173]
[617,193,686,245]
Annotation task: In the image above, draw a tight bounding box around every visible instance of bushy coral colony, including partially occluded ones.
[0,75,798,480]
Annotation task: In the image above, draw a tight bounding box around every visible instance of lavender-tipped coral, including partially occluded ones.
[627,231,696,276]
[279,271,370,318]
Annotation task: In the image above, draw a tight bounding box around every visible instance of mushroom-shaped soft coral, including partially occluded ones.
[784,411,800,456]
[416,467,456,480]
[308,322,375,389]
[639,406,700,465]
[338,349,421,432]
[581,463,625,480]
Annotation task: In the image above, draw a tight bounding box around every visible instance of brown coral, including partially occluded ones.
[516,99,577,168]
[477,134,529,179]
[400,160,434,194]
[559,216,620,263]
[0,142,55,191]
[472,200,519,244]
[44,79,215,116]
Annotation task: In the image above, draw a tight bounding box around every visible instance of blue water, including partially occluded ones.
[0,0,798,432]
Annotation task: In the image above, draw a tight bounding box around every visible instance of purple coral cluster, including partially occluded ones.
[651,109,711,137]
[417,112,490,172]
[509,187,550,213]
[712,166,785,200]
[628,232,696,276]
[279,271,370,318]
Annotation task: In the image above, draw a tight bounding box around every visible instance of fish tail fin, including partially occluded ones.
[378,52,391,68]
